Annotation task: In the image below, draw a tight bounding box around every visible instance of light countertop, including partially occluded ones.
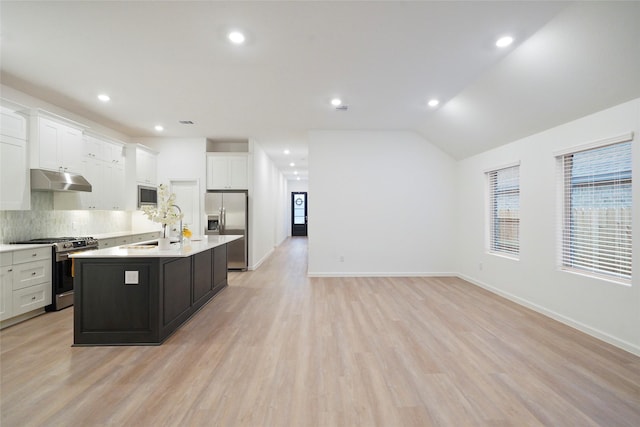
[0,243,53,253]
[69,235,242,259]
[92,230,161,239]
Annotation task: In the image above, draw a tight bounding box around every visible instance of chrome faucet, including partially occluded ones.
[170,204,183,245]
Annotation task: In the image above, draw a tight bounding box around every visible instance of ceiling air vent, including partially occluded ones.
[179,120,195,125]
[335,105,349,111]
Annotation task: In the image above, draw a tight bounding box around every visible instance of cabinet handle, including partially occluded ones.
[32,272,37,276]
[32,253,37,257]
[7,269,12,272]
[31,296,36,301]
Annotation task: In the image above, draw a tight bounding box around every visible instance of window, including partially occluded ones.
[487,164,520,257]
[558,137,632,282]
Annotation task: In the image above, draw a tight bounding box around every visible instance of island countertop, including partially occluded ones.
[70,235,242,259]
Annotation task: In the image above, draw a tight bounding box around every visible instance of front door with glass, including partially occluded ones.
[291,192,307,236]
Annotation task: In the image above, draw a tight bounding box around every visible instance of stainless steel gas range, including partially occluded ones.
[13,237,99,311]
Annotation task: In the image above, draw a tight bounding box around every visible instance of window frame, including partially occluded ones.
[486,162,521,259]
[555,133,633,285]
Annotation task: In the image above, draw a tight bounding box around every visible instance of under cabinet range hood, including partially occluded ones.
[30,169,92,192]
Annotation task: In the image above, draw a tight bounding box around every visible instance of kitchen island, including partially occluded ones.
[70,235,241,346]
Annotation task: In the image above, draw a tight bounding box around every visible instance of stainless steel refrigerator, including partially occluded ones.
[204,191,248,270]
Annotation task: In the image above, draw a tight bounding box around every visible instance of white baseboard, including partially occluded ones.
[307,271,457,278]
[457,273,640,357]
[249,247,275,271]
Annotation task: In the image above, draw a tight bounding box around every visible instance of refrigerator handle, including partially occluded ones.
[221,207,226,232]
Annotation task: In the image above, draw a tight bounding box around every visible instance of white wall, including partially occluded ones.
[308,130,457,276]
[455,98,640,355]
[249,141,288,270]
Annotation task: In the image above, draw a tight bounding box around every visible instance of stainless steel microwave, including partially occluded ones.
[137,185,158,208]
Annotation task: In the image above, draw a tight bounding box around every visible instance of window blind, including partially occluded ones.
[559,140,632,281]
[488,165,520,256]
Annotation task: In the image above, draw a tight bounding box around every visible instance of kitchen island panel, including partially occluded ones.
[213,245,228,295]
[80,263,152,332]
[161,257,192,329]
[74,259,160,345]
[73,241,235,346]
[192,249,213,308]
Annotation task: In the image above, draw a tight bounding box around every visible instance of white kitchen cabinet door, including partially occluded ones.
[228,156,248,189]
[0,106,29,210]
[207,156,229,189]
[34,116,84,173]
[206,154,248,190]
[0,261,14,321]
[84,135,104,160]
[83,159,104,209]
[12,283,49,317]
[0,106,27,140]
[136,147,158,185]
[13,259,50,291]
[0,137,29,210]
[37,118,61,171]
[2,247,52,320]
[60,126,84,173]
[106,142,125,166]
[104,162,126,210]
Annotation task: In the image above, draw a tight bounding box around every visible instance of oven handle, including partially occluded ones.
[56,248,97,262]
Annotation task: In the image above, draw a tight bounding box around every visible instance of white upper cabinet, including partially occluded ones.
[136,146,158,185]
[30,110,86,174]
[0,106,27,140]
[54,133,128,211]
[84,135,104,160]
[206,153,248,190]
[0,105,29,210]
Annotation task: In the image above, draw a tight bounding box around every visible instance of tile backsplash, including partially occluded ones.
[0,192,135,243]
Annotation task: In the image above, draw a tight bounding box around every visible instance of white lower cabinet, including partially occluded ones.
[12,283,48,316]
[0,253,13,321]
[0,247,52,323]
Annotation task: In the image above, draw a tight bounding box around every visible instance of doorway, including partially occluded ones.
[170,179,200,237]
[291,192,307,236]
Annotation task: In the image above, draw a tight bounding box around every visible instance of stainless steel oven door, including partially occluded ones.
[50,249,93,311]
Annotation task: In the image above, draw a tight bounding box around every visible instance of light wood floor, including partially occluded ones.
[1,237,639,426]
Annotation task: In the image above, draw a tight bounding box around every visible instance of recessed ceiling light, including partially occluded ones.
[228,31,245,44]
[154,125,164,132]
[284,149,290,155]
[331,98,342,107]
[428,99,439,107]
[496,36,514,48]
[97,94,110,102]
[294,171,298,175]
[297,177,301,181]
[289,162,295,167]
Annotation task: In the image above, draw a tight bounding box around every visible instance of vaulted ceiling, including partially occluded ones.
[2,1,639,180]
